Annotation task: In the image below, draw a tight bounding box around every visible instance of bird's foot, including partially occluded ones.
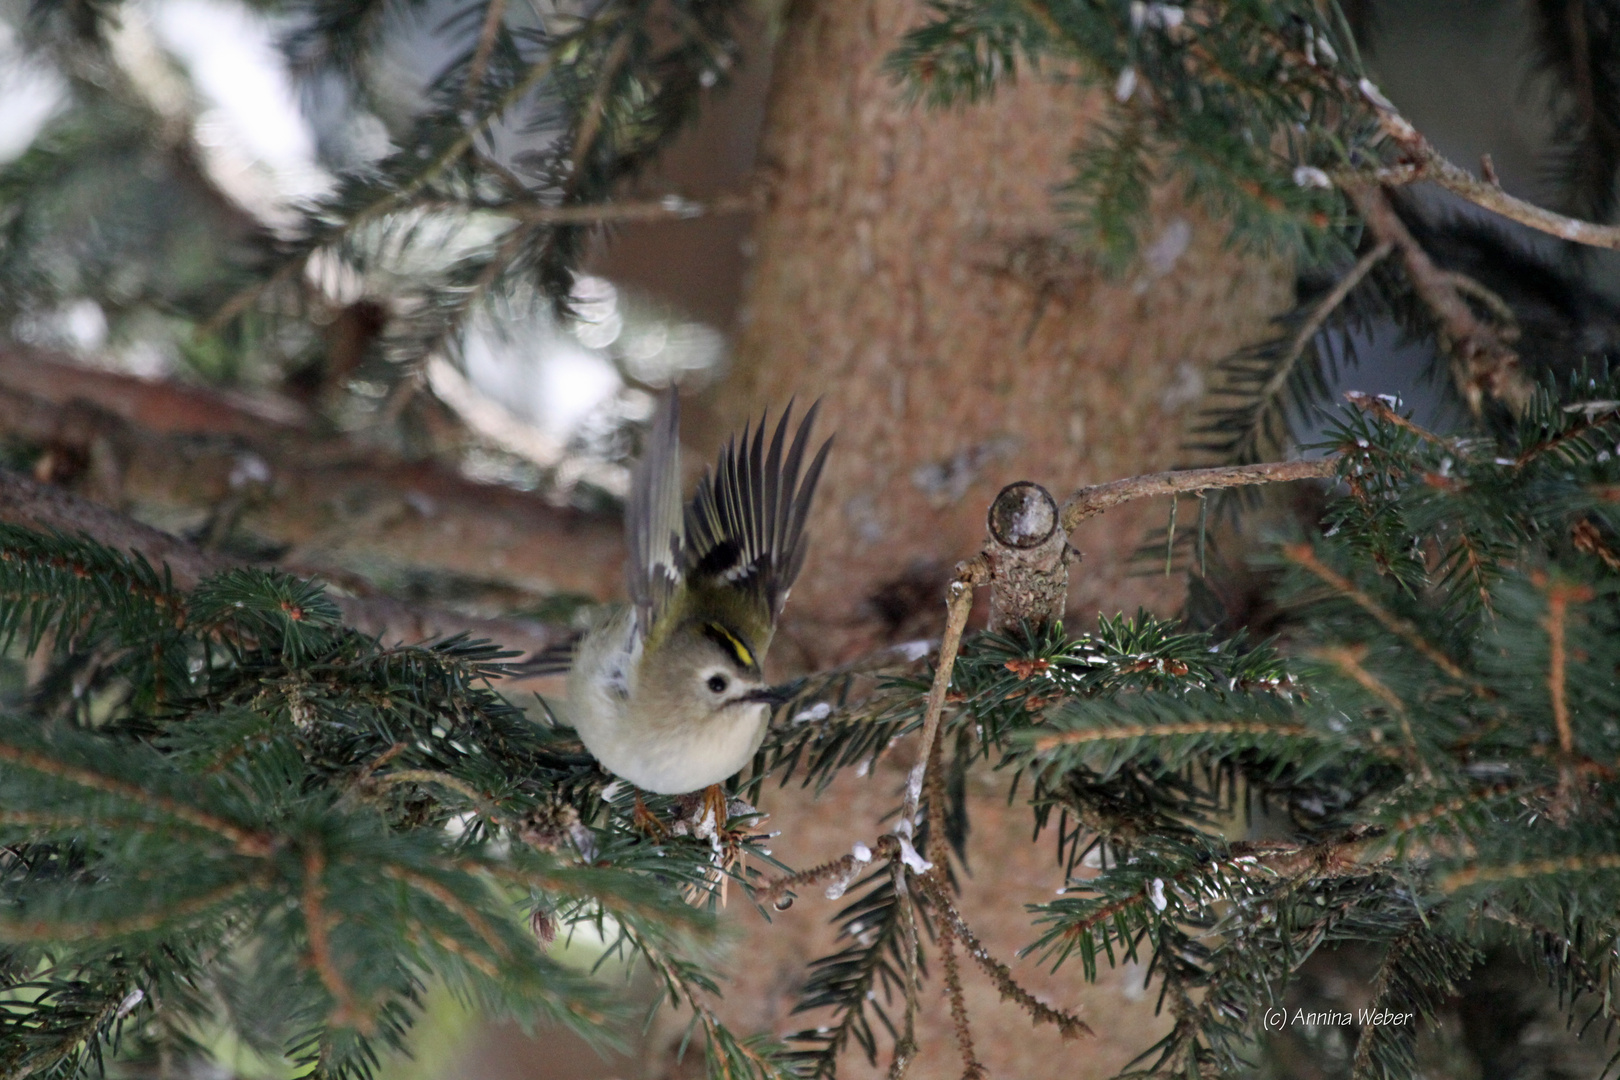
[699,784,730,837]
[632,793,669,839]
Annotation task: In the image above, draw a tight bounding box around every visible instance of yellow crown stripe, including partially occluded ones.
[704,622,756,670]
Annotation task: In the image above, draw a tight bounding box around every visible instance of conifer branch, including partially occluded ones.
[1572,520,1620,571]
[407,918,501,978]
[1343,391,1452,446]
[1216,241,1392,461]
[1060,459,1338,531]
[302,847,372,1034]
[915,872,1093,1041]
[204,50,564,334]
[0,878,254,942]
[1516,402,1620,467]
[1280,543,1480,690]
[1311,643,1430,781]
[1539,576,1593,807]
[0,462,585,661]
[1442,852,1620,890]
[382,865,511,962]
[0,740,271,856]
[1029,720,1321,753]
[461,0,509,112]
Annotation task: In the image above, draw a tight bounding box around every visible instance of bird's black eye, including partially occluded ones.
[706,674,728,694]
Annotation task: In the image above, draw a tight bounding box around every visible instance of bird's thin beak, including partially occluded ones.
[741,684,796,706]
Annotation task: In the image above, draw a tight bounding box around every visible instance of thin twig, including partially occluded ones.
[368,768,492,811]
[461,0,509,112]
[501,191,758,225]
[1407,147,1620,250]
[889,858,922,1080]
[1060,458,1338,532]
[899,559,986,838]
[1343,390,1452,446]
[915,873,1093,1040]
[752,835,900,909]
[1254,241,1393,421]
[940,927,986,1080]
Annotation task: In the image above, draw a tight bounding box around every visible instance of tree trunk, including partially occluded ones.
[713,1,1290,670]
[676,0,1294,1076]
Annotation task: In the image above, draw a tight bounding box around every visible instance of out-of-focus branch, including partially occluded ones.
[0,349,626,600]
[1344,183,1532,413]
[0,467,570,659]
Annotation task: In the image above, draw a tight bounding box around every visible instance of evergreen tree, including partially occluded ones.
[8,1,1620,1079]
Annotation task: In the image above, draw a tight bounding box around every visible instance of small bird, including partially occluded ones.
[565,391,830,806]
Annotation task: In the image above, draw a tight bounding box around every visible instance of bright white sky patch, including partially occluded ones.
[0,21,67,163]
[148,0,331,223]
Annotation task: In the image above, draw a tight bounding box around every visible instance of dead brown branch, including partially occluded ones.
[1392,146,1620,251]
[899,558,985,840]
[913,872,1093,1041]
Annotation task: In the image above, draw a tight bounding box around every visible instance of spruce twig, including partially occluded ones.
[1280,543,1480,690]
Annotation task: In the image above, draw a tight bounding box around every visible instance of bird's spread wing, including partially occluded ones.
[684,400,832,619]
[626,391,685,630]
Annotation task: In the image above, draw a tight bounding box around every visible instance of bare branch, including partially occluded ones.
[1396,147,1620,251]
[0,349,625,605]
[1060,458,1338,532]
[0,466,573,660]
[500,190,759,225]
[899,558,986,838]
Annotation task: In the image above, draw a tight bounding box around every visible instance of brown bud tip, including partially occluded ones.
[530,908,556,948]
[988,482,1058,549]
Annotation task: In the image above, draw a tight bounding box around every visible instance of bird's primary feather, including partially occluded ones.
[683,399,831,621]
[626,394,685,630]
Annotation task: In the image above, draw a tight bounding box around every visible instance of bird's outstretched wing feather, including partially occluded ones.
[626,392,685,629]
[684,400,831,618]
